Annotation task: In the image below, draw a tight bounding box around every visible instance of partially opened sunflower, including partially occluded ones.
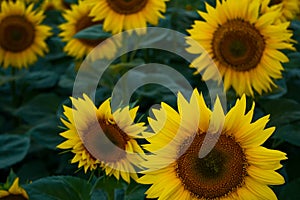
[0,177,28,200]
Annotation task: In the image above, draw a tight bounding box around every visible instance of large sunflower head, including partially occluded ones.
[57,94,146,183]
[262,0,300,22]
[0,177,28,200]
[139,89,287,199]
[186,0,295,96]
[59,1,115,60]
[0,0,52,69]
[86,0,169,34]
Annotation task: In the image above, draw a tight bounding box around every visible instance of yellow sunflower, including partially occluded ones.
[0,0,52,69]
[40,0,61,11]
[139,89,287,199]
[57,94,146,183]
[87,0,169,34]
[186,0,294,96]
[40,0,72,11]
[59,1,115,60]
[261,0,300,22]
[0,177,28,199]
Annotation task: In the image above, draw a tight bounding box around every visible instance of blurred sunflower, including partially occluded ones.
[57,94,146,183]
[186,0,294,96]
[139,89,287,199]
[41,0,72,11]
[59,1,115,60]
[40,0,61,11]
[262,0,300,22]
[0,1,52,69]
[0,177,28,199]
[87,0,169,34]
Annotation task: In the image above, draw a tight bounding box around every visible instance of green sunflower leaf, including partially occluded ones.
[24,176,92,200]
[26,116,63,150]
[91,176,127,200]
[14,93,61,125]
[23,71,59,89]
[272,122,300,147]
[0,134,30,169]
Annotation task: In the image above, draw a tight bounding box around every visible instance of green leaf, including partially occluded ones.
[259,79,287,99]
[23,71,59,89]
[24,176,92,200]
[125,183,148,200]
[26,116,63,150]
[14,93,61,124]
[0,74,23,86]
[45,37,66,60]
[0,134,30,169]
[91,176,127,200]
[91,189,107,200]
[74,24,112,40]
[279,178,300,200]
[258,98,300,126]
[284,52,300,69]
[272,122,300,147]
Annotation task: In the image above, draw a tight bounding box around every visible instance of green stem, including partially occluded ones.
[10,67,17,106]
[121,53,128,63]
[129,50,137,62]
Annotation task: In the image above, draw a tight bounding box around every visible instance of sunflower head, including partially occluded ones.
[186,0,294,96]
[0,177,28,200]
[87,0,169,34]
[59,1,115,60]
[139,89,287,199]
[0,0,52,69]
[57,94,146,183]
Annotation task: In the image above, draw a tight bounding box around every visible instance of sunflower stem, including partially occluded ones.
[10,67,17,107]
[88,170,95,183]
[129,50,137,62]
[121,53,128,63]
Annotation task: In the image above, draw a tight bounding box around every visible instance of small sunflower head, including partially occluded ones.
[57,94,146,183]
[0,177,28,200]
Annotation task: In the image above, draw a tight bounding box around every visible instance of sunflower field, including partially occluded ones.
[1,0,300,199]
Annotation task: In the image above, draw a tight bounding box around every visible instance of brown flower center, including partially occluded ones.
[0,15,35,52]
[75,15,105,47]
[106,0,148,14]
[176,133,247,199]
[82,118,130,163]
[0,194,27,200]
[269,0,282,6]
[212,19,265,71]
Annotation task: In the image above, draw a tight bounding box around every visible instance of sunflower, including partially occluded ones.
[0,1,52,69]
[139,89,287,199]
[59,1,115,60]
[0,177,28,199]
[57,94,146,183]
[40,0,61,11]
[261,0,300,22]
[87,0,169,34]
[186,0,294,96]
[40,0,72,11]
